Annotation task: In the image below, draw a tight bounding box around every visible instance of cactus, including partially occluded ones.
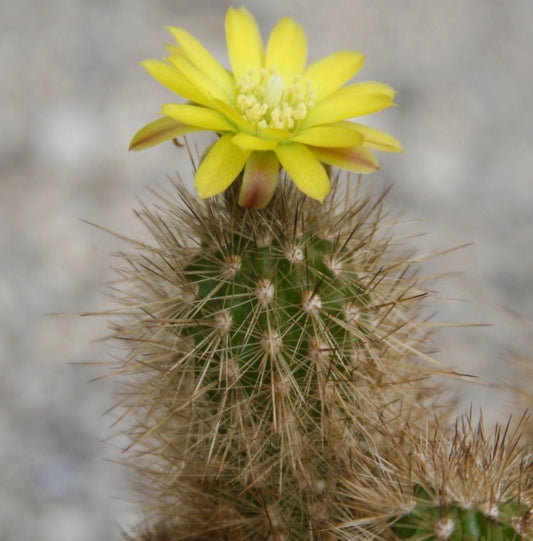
[100,7,533,540]
[105,174,533,540]
[109,174,451,539]
[339,413,533,540]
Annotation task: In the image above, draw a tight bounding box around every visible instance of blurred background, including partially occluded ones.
[1,1,532,539]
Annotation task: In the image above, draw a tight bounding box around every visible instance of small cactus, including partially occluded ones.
[392,416,533,541]
[109,175,444,539]
[338,413,533,540]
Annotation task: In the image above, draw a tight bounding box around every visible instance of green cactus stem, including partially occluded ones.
[392,484,531,540]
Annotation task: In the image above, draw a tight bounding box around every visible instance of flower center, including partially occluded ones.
[235,68,316,132]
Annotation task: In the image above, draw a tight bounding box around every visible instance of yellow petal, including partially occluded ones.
[310,145,379,173]
[161,104,234,132]
[226,7,264,81]
[265,17,307,84]
[210,98,250,132]
[129,116,200,151]
[340,122,404,153]
[344,81,397,98]
[168,55,228,104]
[303,51,365,101]
[290,125,364,148]
[166,26,234,100]
[165,43,183,57]
[239,151,280,209]
[141,59,211,106]
[259,127,291,140]
[275,143,330,202]
[231,132,278,151]
[195,134,251,199]
[304,84,396,127]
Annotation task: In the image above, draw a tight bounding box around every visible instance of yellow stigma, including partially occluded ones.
[235,68,316,132]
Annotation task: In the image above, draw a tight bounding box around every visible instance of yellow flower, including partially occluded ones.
[130,7,402,208]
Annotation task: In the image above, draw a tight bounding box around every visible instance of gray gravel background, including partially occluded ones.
[2,1,532,539]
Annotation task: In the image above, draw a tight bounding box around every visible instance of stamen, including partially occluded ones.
[234,68,315,132]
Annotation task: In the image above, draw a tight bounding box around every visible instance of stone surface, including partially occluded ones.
[1,1,532,539]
